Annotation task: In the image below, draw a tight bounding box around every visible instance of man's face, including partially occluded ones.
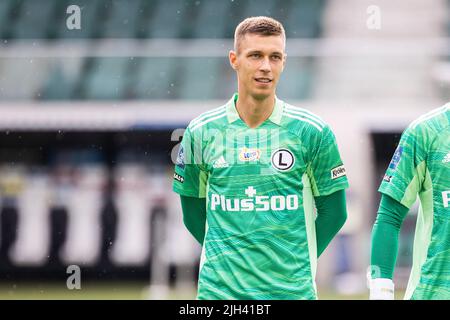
[229,33,286,100]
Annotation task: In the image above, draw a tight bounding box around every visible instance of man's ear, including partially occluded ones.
[229,50,238,70]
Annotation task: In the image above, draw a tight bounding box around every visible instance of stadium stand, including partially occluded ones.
[0,0,327,100]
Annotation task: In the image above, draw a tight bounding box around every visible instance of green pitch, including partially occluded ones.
[0,281,408,300]
[0,282,402,300]
[0,282,196,300]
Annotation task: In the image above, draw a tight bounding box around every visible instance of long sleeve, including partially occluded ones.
[180,195,207,245]
[314,189,348,257]
[370,194,409,279]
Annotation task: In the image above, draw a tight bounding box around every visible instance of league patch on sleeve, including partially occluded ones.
[173,172,184,183]
[383,174,393,183]
[176,145,185,169]
[331,165,346,180]
[388,146,403,170]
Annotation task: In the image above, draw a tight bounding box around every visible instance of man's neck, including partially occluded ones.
[235,92,275,128]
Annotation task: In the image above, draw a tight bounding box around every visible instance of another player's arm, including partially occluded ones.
[370,194,409,300]
[173,126,208,245]
[369,123,429,299]
[314,189,347,257]
[180,196,207,245]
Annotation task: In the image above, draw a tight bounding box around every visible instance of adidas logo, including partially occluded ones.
[213,156,229,168]
[443,152,450,164]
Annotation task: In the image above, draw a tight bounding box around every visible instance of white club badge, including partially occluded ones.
[271,149,295,171]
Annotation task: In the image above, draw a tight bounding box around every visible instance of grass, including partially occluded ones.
[0,282,195,300]
[0,282,405,300]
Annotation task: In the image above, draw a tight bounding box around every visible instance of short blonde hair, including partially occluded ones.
[234,16,286,53]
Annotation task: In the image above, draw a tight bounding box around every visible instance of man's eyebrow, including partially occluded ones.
[246,50,283,55]
[246,50,262,54]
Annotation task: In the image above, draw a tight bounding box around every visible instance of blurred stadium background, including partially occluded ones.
[0,0,448,299]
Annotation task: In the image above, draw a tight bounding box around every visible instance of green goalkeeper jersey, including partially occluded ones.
[173,94,349,300]
[379,103,450,300]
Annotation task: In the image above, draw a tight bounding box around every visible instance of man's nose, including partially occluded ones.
[259,57,271,72]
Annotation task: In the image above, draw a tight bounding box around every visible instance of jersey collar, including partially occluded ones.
[226,93,284,125]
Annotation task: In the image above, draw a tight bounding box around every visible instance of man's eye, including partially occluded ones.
[272,55,282,60]
[250,53,260,58]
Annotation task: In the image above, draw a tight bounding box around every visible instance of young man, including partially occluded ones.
[370,103,449,300]
[173,16,349,300]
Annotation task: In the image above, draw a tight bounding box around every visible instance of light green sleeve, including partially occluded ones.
[173,127,208,198]
[308,125,349,197]
[378,124,430,208]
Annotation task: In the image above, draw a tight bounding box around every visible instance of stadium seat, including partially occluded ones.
[83,57,130,99]
[191,0,231,38]
[101,0,145,38]
[217,0,283,38]
[222,0,252,38]
[129,58,177,99]
[41,58,84,100]
[0,58,51,99]
[0,0,14,39]
[276,57,313,99]
[177,58,221,100]
[215,61,238,100]
[145,0,194,38]
[11,0,57,39]
[242,0,281,21]
[285,0,326,38]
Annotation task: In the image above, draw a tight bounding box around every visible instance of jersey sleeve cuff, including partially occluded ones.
[316,181,349,197]
[378,184,412,209]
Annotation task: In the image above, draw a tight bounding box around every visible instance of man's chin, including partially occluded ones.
[251,91,274,101]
